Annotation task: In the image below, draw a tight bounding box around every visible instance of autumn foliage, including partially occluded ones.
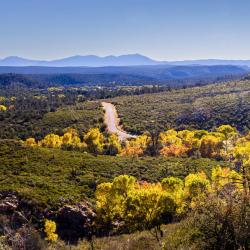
[23,125,249,165]
[44,219,58,242]
[96,166,244,235]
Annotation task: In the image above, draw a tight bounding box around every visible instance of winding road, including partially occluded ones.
[102,102,136,141]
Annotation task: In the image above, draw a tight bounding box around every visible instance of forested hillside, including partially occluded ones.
[1,140,224,206]
[0,97,103,140]
[2,0,250,249]
[0,63,247,87]
[111,79,250,133]
[0,75,249,249]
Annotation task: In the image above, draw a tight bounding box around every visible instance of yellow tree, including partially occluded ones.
[162,177,184,213]
[120,134,150,157]
[24,138,37,147]
[44,219,58,242]
[162,176,183,193]
[179,130,202,154]
[194,130,209,139]
[160,144,188,157]
[95,182,114,226]
[84,128,104,154]
[211,166,242,191]
[96,175,136,226]
[96,175,177,240]
[159,129,188,157]
[61,128,86,149]
[199,134,222,158]
[104,133,122,155]
[0,96,6,102]
[177,130,195,148]
[0,105,7,111]
[38,134,62,148]
[159,129,181,147]
[184,172,210,208]
[233,141,250,196]
[125,182,176,240]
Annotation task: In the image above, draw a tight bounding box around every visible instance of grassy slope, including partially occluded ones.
[39,101,104,135]
[52,224,178,250]
[0,140,230,208]
[110,80,250,133]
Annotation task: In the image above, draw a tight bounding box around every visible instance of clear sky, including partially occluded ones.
[1,0,250,60]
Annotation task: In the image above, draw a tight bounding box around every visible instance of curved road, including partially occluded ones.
[102,102,136,141]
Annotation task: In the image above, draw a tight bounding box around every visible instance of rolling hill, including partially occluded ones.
[110,79,250,133]
[0,65,248,87]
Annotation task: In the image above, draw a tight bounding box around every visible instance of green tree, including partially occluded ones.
[184,172,210,208]
[216,125,238,153]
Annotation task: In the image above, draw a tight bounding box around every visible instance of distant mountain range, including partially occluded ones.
[1,54,250,67]
[0,54,156,67]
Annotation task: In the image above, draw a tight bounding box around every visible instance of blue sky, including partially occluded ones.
[1,0,250,60]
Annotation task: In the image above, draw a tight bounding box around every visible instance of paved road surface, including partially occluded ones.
[102,102,136,141]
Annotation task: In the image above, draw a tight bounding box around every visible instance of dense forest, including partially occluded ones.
[0,63,247,87]
[0,74,249,249]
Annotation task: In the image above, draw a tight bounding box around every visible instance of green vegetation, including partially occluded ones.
[0,140,227,207]
[39,101,104,136]
[2,138,249,249]
[1,74,250,249]
[0,97,103,140]
[94,167,247,248]
[111,79,250,133]
[24,124,241,159]
[0,224,176,250]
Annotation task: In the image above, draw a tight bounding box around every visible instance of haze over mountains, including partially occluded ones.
[0,65,247,88]
[0,54,249,86]
[1,54,250,67]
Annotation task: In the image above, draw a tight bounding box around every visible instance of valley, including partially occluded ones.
[1,1,250,249]
[0,73,249,249]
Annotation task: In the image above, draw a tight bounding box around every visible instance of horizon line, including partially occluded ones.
[1,54,250,62]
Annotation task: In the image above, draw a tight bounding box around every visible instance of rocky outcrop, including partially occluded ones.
[0,191,96,243]
[0,192,18,213]
[56,201,96,242]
